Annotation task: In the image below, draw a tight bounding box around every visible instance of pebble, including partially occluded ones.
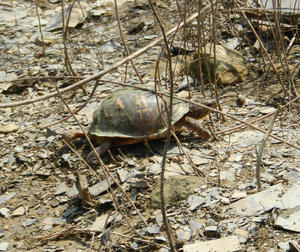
[188,195,205,211]
[0,242,9,251]
[11,206,25,217]
[22,218,37,227]
[204,226,220,238]
[0,208,10,218]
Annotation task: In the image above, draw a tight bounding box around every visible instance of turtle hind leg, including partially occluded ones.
[87,141,112,164]
[181,117,212,140]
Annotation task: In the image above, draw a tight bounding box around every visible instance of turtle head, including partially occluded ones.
[187,99,217,119]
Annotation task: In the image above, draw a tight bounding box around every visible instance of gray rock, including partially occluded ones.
[225,130,265,148]
[232,184,284,216]
[176,229,192,242]
[0,208,10,218]
[22,218,37,227]
[277,241,290,251]
[275,206,300,232]
[188,195,206,211]
[189,219,204,232]
[145,225,160,235]
[54,182,68,196]
[0,192,16,205]
[0,242,9,251]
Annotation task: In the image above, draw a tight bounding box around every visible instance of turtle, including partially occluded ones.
[65,88,217,163]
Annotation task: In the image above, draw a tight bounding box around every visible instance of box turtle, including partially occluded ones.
[65,87,217,163]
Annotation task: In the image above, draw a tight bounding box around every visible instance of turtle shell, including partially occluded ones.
[88,88,189,139]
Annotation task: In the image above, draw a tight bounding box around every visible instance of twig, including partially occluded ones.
[113,0,144,85]
[256,107,280,190]
[149,1,176,251]
[215,95,300,135]
[34,0,45,56]
[42,79,100,128]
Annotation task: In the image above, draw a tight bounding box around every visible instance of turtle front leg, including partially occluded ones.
[181,117,212,140]
[87,141,112,164]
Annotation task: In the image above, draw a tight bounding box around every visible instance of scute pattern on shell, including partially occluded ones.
[89,88,189,138]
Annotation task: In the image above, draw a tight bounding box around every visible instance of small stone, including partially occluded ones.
[231,191,247,200]
[0,124,19,133]
[221,197,230,204]
[12,206,25,217]
[54,182,68,196]
[188,195,205,211]
[0,208,10,218]
[155,213,163,228]
[146,225,160,235]
[0,242,9,251]
[204,226,220,238]
[259,106,277,114]
[0,192,16,204]
[189,219,204,232]
[278,241,290,251]
[14,146,24,152]
[62,153,70,161]
[176,229,191,242]
[234,228,249,243]
[117,169,129,182]
[155,236,166,242]
[22,218,37,227]
[190,156,210,165]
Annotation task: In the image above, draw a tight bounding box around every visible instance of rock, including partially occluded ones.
[0,71,17,82]
[0,208,10,218]
[177,228,192,242]
[188,43,248,85]
[150,175,205,209]
[274,206,300,232]
[188,195,206,211]
[189,219,204,233]
[204,226,220,238]
[232,184,284,216]
[90,214,122,232]
[0,192,16,205]
[258,106,277,114]
[231,191,247,201]
[278,241,290,251]
[0,124,19,133]
[46,1,88,31]
[11,206,25,217]
[0,242,9,251]
[89,177,114,196]
[54,182,68,196]
[221,197,230,205]
[183,235,240,252]
[22,218,37,227]
[145,225,160,235]
[225,130,265,148]
[234,228,249,243]
[117,169,129,183]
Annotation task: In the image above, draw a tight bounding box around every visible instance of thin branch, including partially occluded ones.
[256,107,280,189]
[149,1,176,251]
[113,0,144,84]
